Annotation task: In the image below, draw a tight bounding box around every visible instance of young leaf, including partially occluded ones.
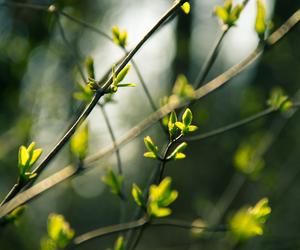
[182,108,193,126]
[168,111,179,138]
[70,122,89,160]
[132,183,145,207]
[143,136,159,159]
[167,142,188,160]
[101,168,123,197]
[114,236,125,250]
[112,26,128,48]
[255,0,267,39]
[147,177,178,218]
[181,2,190,14]
[85,56,95,79]
[115,64,131,85]
[47,214,74,249]
[2,206,26,224]
[229,198,271,240]
[17,142,43,182]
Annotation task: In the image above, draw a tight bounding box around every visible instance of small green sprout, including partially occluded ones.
[143,136,160,159]
[175,108,198,135]
[2,206,26,225]
[229,198,271,240]
[234,142,264,179]
[172,74,195,100]
[132,177,178,218]
[267,87,293,113]
[181,2,190,15]
[168,111,179,139]
[41,213,75,250]
[112,26,128,48]
[148,177,178,217]
[132,183,146,208]
[114,236,125,250]
[108,64,136,93]
[255,0,267,40]
[101,168,124,198]
[214,0,244,28]
[167,142,188,160]
[70,122,89,160]
[18,142,42,183]
[73,82,94,103]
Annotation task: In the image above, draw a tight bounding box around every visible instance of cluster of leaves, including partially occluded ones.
[214,0,268,39]
[214,0,244,28]
[144,108,197,160]
[132,177,178,218]
[229,198,271,240]
[234,139,264,179]
[41,214,75,250]
[18,142,42,183]
[101,168,124,199]
[267,87,293,113]
[112,26,128,48]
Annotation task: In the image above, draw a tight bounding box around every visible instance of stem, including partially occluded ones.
[73,217,149,246]
[99,104,123,175]
[186,107,276,141]
[193,28,228,89]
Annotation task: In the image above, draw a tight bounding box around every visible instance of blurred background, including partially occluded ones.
[0,0,300,249]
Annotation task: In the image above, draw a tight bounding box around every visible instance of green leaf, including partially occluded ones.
[3,205,26,224]
[85,56,95,79]
[182,108,193,126]
[229,198,271,240]
[144,152,157,159]
[117,83,136,88]
[172,74,195,99]
[255,0,267,39]
[147,177,178,218]
[167,142,187,160]
[188,125,198,132]
[114,236,125,250]
[168,111,178,138]
[143,136,159,158]
[181,2,190,14]
[17,142,43,182]
[214,6,228,23]
[175,122,185,131]
[132,183,145,207]
[112,26,128,48]
[228,4,244,25]
[267,87,292,112]
[101,168,123,196]
[47,214,74,249]
[115,64,131,85]
[174,152,186,160]
[70,122,89,160]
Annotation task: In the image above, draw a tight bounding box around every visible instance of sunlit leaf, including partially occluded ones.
[47,214,74,249]
[181,2,190,14]
[114,236,125,250]
[132,183,145,207]
[70,122,89,160]
[255,0,267,39]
